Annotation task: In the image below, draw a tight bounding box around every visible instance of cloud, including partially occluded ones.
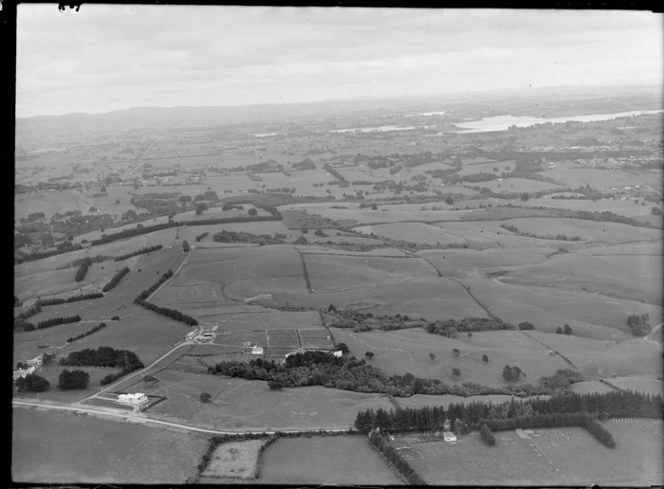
[16,6,663,117]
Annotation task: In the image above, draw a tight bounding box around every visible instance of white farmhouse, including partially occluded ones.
[117,393,149,405]
[13,366,36,380]
[251,346,264,355]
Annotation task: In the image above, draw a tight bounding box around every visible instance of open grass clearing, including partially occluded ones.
[499,250,662,305]
[304,253,438,292]
[201,439,268,480]
[139,371,393,431]
[460,277,662,339]
[12,407,210,484]
[521,331,663,381]
[604,376,664,396]
[331,328,571,388]
[258,435,401,485]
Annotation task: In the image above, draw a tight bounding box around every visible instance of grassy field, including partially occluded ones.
[521,331,663,380]
[393,419,663,485]
[604,376,664,395]
[499,247,662,305]
[459,277,662,339]
[200,439,268,480]
[121,369,393,431]
[12,407,209,484]
[331,328,571,388]
[258,435,401,485]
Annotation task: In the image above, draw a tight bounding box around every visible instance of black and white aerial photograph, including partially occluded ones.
[12,4,664,486]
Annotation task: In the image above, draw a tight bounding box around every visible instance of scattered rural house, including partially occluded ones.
[185,331,196,341]
[332,350,343,358]
[251,346,264,355]
[27,355,43,367]
[13,366,36,380]
[443,431,457,442]
[117,393,149,405]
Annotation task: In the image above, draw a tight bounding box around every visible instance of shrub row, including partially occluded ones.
[195,232,209,242]
[114,245,163,262]
[67,322,107,343]
[36,292,104,307]
[323,163,346,181]
[367,429,426,485]
[15,304,42,320]
[102,267,130,292]
[75,262,89,282]
[36,315,81,330]
[135,270,173,302]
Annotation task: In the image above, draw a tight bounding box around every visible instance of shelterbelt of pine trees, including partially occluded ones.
[133,269,198,326]
[36,292,104,307]
[102,267,130,292]
[355,390,662,448]
[36,315,81,330]
[67,322,107,343]
[113,245,163,262]
[59,346,145,386]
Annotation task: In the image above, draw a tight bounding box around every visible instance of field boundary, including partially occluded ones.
[521,332,578,369]
[295,248,313,293]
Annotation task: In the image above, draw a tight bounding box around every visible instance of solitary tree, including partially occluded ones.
[337,342,349,354]
[445,196,454,205]
[268,380,283,390]
[248,208,258,217]
[452,367,461,378]
[482,354,489,363]
[651,206,662,216]
[365,351,375,360]
[520,192,530,201]
[563,324,573,335]
[453,348,460,358]
[556,326,563,334]
[480,423,496,446]
[429,353,436,362]
[200,392,212,403]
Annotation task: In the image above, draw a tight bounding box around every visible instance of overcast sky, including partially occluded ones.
[16,5,663,118]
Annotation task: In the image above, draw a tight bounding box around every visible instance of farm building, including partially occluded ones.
[13,366,36,380]
[117,393,148,405]
[332,350,343,358]
[443,431,457,443]
[251,346,264,355]
[27,355,43,367]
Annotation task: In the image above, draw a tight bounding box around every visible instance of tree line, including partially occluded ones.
[90,215,282,246]
[355,389,661,442]
[367,429,426,485]
[102,267,130,292]
[15,304,41,320]
[35,314,81,330]
[67,322,107,343]
[36,292,104,307]
[75,261,90,282]
[114,244,163,262]
[133,269,198,326]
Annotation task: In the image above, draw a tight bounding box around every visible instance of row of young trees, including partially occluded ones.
[67,322,107,343]
[133,269,198,326]
[36,314,81,330]
[102,267,130,292]
[36,292,104,307]
[367,429,426,485]
[114,244,163,262]
[135,270,173,302]
[75,261,90,282]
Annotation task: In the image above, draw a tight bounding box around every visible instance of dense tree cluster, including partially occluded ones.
[518,322,535,331]
[74,260,90,282]
[326,310,424,332]
[67,322,107,343]
[102,267,130,292]
[212,230,285,245]
[627,313,651,336]
[367,429,426,485]
[502,365,526,382]
[500,223,582,242]
[426,317,514,335]
[15,244,85,264]
[182,240,190,252]
[36,314,81,330]
[59,346,144,386]
[480,423,496,446]
[14,319,36,332]
[58,369,90,390]
[15,373,50,392]
[114,245,163,262]
[36,292,104,307]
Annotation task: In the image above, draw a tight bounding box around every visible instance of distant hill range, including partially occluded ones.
[15,83,662,148]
